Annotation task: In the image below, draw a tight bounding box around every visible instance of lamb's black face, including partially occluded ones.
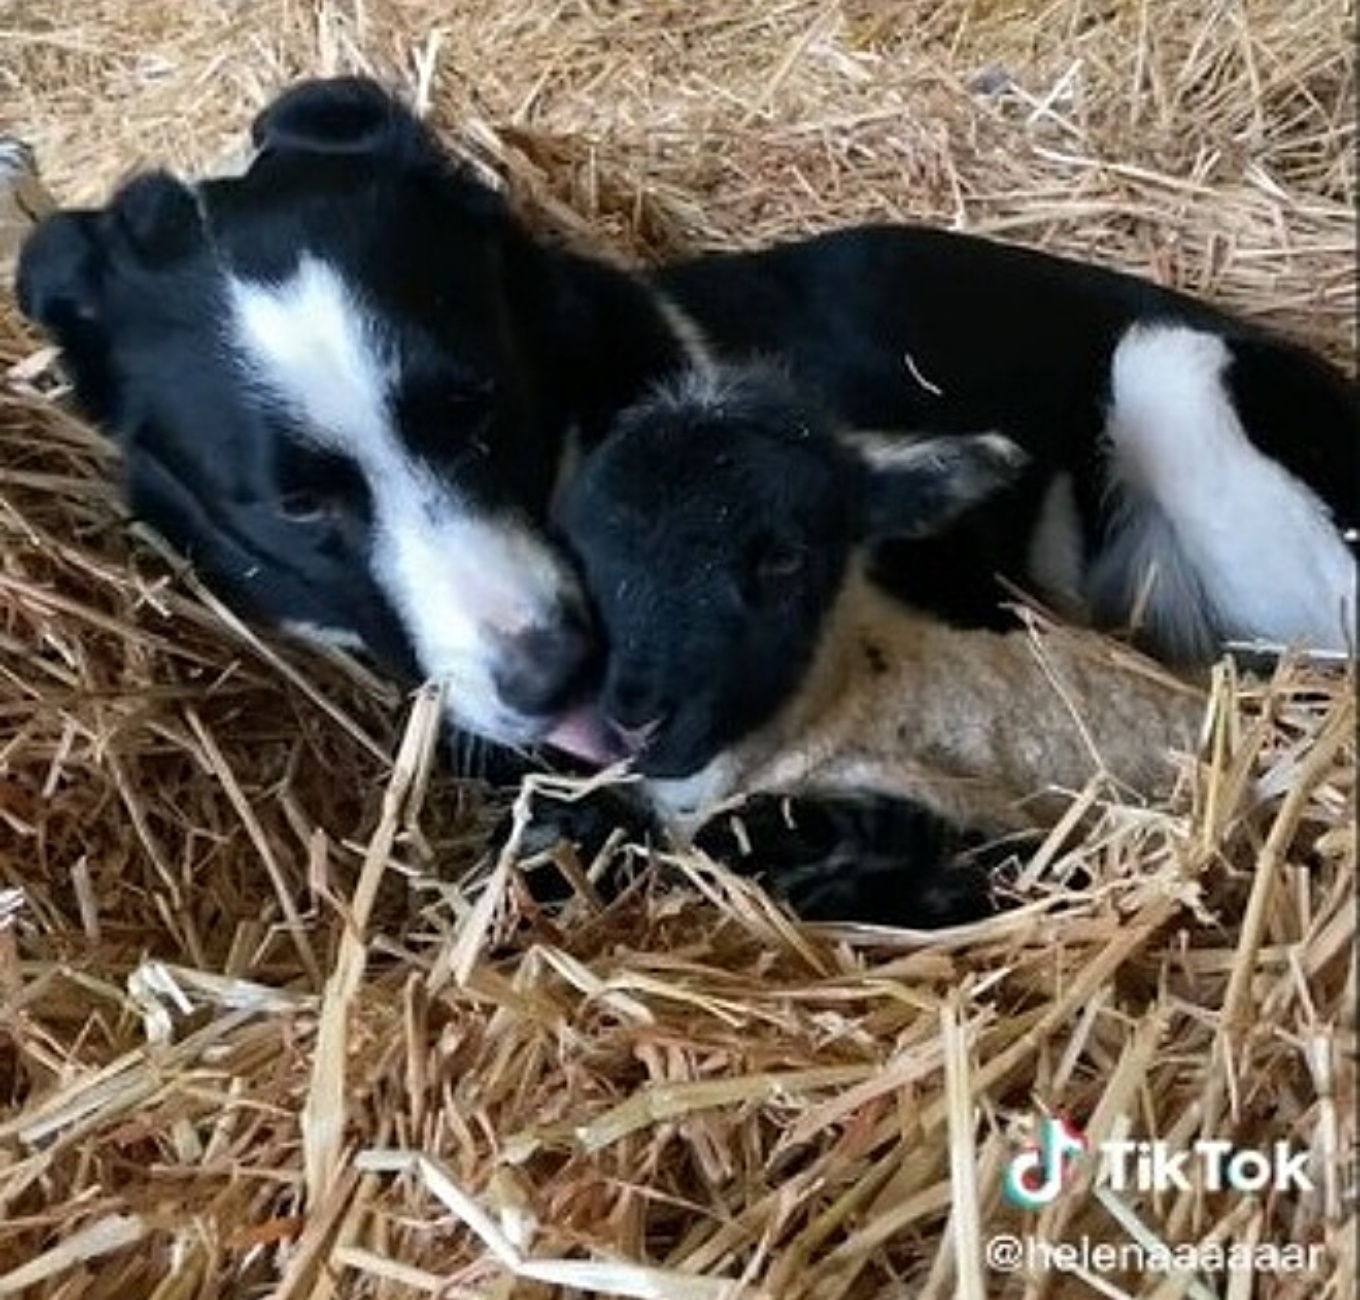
[555,372,858,779]
[17,78,596,746]
[554,367,1029,780]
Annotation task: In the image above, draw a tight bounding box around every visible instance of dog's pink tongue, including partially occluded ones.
[542,705,625,767]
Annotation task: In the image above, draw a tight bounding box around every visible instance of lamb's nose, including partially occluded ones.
[493,609,598,719]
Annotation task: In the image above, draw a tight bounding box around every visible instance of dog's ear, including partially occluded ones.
[15,209,104,330]
[249,77,506,216]
[16,208,124,422]
[250,76,426,159]
[104,170,205,267]
[17,172,204,330]
[18,173,207,426]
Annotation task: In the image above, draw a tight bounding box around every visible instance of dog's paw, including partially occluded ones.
[694,792,1014,928]
[491,782,660,905]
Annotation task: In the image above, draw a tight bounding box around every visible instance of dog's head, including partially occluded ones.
[17,77,599,747]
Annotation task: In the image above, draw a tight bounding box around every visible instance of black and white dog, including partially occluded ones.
[15,77,1358,769]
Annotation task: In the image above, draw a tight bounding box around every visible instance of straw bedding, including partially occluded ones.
[0,1,1354,1296]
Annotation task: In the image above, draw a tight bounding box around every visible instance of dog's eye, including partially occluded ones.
[274,443,371,527]
[278,489,329,523]
[433,385,492,426]
[397,374,496,443]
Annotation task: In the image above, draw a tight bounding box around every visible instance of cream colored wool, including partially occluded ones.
[651,571,1206,833]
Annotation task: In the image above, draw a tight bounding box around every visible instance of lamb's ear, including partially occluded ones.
[847,431,1028,541]
[15,209,104,330]
[251,76,430,159]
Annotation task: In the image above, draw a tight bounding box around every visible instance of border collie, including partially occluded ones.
[15,77,1358,762]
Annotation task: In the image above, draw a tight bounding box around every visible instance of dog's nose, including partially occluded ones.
[493,610,598,719]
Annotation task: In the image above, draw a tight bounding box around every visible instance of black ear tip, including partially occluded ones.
[15,209,101,326]
[106,170,204,263]
[250,75,411,155]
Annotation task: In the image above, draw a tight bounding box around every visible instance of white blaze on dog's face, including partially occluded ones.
[228,254,593,744]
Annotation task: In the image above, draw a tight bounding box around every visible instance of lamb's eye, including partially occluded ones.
[756,544,807,584]
[738,539,809,606]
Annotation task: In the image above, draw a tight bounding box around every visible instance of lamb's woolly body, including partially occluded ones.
[649,567,1206,833]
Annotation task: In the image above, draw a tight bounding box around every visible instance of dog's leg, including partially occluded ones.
[693,793,1014,927]
[1090,323,1355,659]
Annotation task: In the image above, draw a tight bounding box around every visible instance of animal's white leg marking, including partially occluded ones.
[1097,324,1354,656]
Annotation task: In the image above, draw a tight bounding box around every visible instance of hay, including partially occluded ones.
[0,1,1354,1296]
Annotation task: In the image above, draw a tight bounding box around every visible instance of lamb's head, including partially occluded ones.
[551,365,1026,779]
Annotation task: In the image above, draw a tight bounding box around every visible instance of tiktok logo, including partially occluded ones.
[1003,1117,1088,1210]
[1002,1118,1312,1210]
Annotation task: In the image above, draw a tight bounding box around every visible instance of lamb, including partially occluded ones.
[553,365,1208,842]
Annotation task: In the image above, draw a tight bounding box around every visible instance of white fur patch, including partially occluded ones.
[1101,323,1355,655]
[647,757,743,836]
[845,428,1026,477]
[651,289,718,376]
[228,256,581,742]
[366,465,579,738]
[229,255,395,460]
[281,619,369,655]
